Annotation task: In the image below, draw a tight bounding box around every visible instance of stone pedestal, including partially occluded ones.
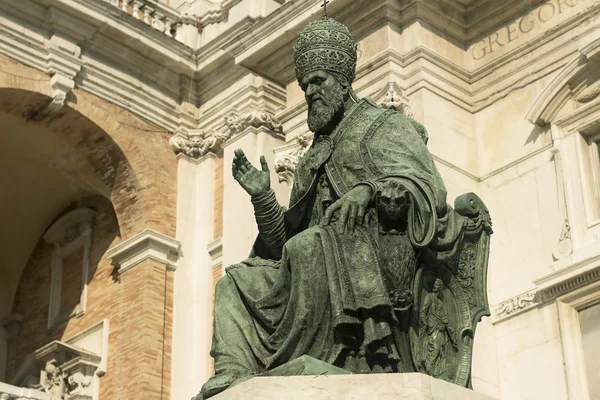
[212,372,497,400]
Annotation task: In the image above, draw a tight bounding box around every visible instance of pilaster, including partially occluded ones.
[169,148,217,399]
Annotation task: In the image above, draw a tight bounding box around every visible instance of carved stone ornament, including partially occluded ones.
[170,109,282,159]
[35,341,101,400]
[41,361,68,399]
[551,149,573,261]
[378,82,414,118]
[170,129,216,159]
[553,218,572,260]
[67,372,92,396]
[575,79,600,103]
[274,132,314,185]
[493,290,539,320]
[226,110,283,136]
[198,0,242,26]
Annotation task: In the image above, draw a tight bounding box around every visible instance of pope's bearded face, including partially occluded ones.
[301,71,346,133]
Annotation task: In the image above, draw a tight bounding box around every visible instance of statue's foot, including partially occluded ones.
[193,372,253,399]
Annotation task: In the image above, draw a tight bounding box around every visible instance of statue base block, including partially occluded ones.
[212,371,497,400]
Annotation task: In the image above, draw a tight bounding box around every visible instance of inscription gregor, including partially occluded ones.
[471,0,590,60]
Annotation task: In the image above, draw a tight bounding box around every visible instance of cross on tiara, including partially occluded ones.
[321,0,330,18]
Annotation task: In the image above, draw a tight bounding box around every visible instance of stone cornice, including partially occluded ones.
[107,229,181,275]
[1,0,598,142]
[493,249,600,324]
[526,37,600,126]
[0,383,51,400]
[207,237,223,269]
[222,0,599,112]
[0,0,198,130]
[533,253,600,301]
[198,0,244,27]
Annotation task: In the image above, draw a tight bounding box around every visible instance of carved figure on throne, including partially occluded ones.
[194,17,492,400]
[418,278,459,378]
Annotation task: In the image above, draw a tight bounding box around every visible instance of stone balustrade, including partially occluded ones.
[0,382,50,400]
[103,0,188,42]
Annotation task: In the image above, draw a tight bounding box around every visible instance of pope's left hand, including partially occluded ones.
[323,185,372,234]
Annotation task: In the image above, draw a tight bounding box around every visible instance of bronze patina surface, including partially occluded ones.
[195,17,492,400]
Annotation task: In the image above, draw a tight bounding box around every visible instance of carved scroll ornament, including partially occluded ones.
[274,132,314,185]
[170,109,283,159]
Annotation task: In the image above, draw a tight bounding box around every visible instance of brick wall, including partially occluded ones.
[1,55,178,400]
[10,196,120,398]
[210,152,224,376]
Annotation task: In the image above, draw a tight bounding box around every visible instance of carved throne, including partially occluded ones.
[406,193,493,388]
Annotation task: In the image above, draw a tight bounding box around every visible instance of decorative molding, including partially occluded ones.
[35,341,101,400]
[226,110,283,136]
[6,318,109,400]
[170,129,218,159]
[198,0,244,27]
[45,33,84,112]
[64,319,110,378]
[274,132,314,185]
[207,237,223,269]
[551,149,573,261]
[0,0,196,133]
[0,382,50,400]
[170,109,283,159]
[526,38,600,127]
[534,254,600,302]
[553,219,573,261]
[43,208,96,330]
[555,280,600,400]
[575,79,600,103]
[104,0,182,41]
[376,81,414,118]
[107,229,181,275]
[492,290,539,323]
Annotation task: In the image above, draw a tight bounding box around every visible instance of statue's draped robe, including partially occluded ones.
[204,99,450,395]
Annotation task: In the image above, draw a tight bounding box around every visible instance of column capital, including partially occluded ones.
[170,109,283,160]
[274,131,313,185]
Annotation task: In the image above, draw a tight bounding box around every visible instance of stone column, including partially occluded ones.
[169,130,217,399]
[221,115,286,268]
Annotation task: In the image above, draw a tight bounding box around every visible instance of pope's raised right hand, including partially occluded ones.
[232,148,271,198]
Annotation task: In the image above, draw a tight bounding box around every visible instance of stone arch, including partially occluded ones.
[526,37,600,127]
[0,58,177,381]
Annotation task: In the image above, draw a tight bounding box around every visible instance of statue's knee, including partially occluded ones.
[285,227,322,255]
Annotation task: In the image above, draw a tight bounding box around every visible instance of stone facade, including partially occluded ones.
[0,0,599,399]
